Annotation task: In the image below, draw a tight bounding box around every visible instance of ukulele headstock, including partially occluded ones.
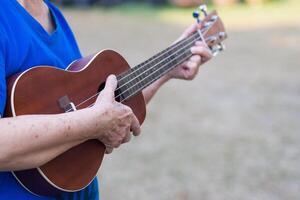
[193,5,228,56]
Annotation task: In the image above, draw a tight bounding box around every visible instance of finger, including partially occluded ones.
[194,41,213,62]
[186,61,198,70]
[122,131,132,144]
[180,61,189,70]
[177,23,201,41]
[100,74,118,100]
[113,140,122,148]
[184,61,200,80]
[187,61,199,75]
[123,126,131,143]
[189,55,201,63]
[105,146,114,154]
[195,41,208,47]
[182,23,198,38]
[112,125,131,148]
[191,46,213,62]
[130,114,141,136]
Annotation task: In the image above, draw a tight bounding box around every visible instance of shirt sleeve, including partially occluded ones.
[0,37,7,118]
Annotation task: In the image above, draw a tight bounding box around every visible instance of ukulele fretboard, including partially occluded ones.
[116,32,201,102]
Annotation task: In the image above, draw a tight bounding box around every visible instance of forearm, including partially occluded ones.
[0,108,98,171]
[143,75,170,104]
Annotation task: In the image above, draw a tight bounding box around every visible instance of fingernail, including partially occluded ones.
[109,74,116,79]
[108,75,117,82]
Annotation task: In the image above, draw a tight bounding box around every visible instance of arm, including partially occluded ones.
[0,75,140,171]
[143,24,213,104]
[0,109,95,171]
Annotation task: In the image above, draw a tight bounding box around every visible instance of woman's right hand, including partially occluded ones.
[91,75,141,154]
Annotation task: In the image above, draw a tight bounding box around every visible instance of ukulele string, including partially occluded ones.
[101,26,211,95]
[116,26,210,85]
[116,32,199,83]
[114,25,214,101]
[116,34,199,91]
[86,47,199,109]
[66,34,201,112]
[65,33,200,112]
[85,35,215,109]
[115,39,200,100]
[119,49,197,103]
[67,25,215,112]
[69,34,212,112]
[69,35,200,112]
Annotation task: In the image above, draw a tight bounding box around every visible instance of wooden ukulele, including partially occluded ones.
[5,6,227,197]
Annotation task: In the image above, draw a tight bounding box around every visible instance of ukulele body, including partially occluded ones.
[5,49,146,196]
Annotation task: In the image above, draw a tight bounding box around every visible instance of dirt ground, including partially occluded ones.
[63,7,300,200]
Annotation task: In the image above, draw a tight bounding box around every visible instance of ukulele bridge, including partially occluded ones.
[58,95,77,113]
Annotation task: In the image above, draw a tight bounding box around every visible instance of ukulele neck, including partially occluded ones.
[116,32,201,102]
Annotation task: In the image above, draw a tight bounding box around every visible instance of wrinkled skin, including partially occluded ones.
[94,23,212,154]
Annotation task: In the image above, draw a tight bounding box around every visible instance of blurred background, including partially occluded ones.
[55,0,299,199]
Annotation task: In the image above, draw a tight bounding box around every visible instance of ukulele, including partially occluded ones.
[5,5,227,197]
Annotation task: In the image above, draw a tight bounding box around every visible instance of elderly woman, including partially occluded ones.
[0,0,212,199]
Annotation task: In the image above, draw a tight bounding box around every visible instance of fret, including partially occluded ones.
[115,88,124,101]
[117,33,201,102]
[139,48,193,93]
[133,32,198,73]
[138,51,193,94]
[117,69,132,86]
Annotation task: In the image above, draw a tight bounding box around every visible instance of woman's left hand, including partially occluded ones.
[166,23,213,80]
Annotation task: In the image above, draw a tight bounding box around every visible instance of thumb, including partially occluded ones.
[101,74,118,100]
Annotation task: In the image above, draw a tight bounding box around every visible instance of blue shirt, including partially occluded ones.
[0,0,99,199]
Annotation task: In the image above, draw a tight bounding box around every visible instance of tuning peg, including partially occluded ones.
[211,43,226,57]
[219,43,226,51]
[210,15,218,21]
[193,10,201,23]
[204,21,213,28]
[193,10,200,19]
[218,32,227,40]
[211,47,220,57]
[199,5,208,16]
